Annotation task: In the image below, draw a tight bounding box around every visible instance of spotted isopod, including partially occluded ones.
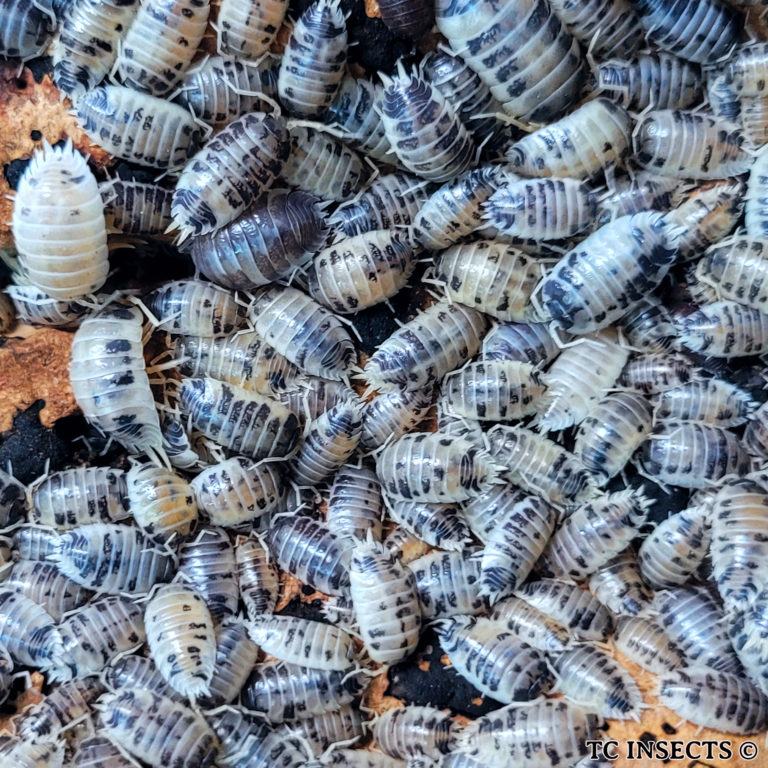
[600,53,702,115]
[506,98,632,179]
[0,590,63,668]
[536,329,630,431]
[697,237,768,311]
[171,112,290,240]
[377,433,499,503]
[483,177,597,242]
[459,699,600,768]
[235,536,278,620]
[5,560,93,621]
[12,141,109,300]
[175,331,302,396]
[12,526,62,562]
[49,523,174,594]
[516,578,615,642]
[539,212,679,335]
[638,505,710,589]
[481,321,561,366]
[656,379,755,428]
[51,595,145,681]
[102,179,173,236]
[190,457,285,527]
[633,0,739,65]
[634,109,752,181]
[178,377,300,461]
[614,616,688,675]
[410,167,501,251]
[435,241,540,324]
[489,596,571,653]
[241,661,364,722]
[374,706,458,760]
[52,0,138,102]
[327,464,383,546]
[384,526,431,565]
[574,392,654,485]
[73,736,140,768]
[659,671,768,733]
[435,0,585,123]
[98,689,221,767]
[656,585,742,673]
[459,483,525,544]
[277,0,346,118]
[618,351,693,394]
[324,75,392,165]
[360,387,434,453]
[5,284,92,328]
[553,643,643,720]
[116,0,210,96]
[216,0,287,59]
[639,421,750,489]
[349,538,421,664]
[540,490,648,581]
[678,300,768,357]
[265,514,350,596]
[587,549,652,617]
[364,299,487,392]
[190,191,326,291]
[379,64,476,182]
[308,230,415,314]
[69,304,166,464]
[178,527,239,623]
[599,172,682,225]
[407,549,484,620]
[76,85,201,170]
[488,425,599,508]
[387,499,470,552]
[618,295,677,353]
[0,738,65,768]
[328,172,432,240]
[105,654,183,702]
[175,54,281,129]
[249,614,356,671]
[0,0,54,61]
[250,284,356,381]
[422,49,508,154]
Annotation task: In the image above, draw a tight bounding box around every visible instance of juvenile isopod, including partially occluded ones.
[0,738,65,768]
[363,300,487,392]
[574,392,654,485]
[539,212,679,335]
[638,421,750,488]
[658,671,768,733]
[434,241,540,323]
[638,505,711,589]
[98,689,221,767]
[190,191,326,290]
[177,377,300,461]
[506,98,632,179]
[178,527,239,623]
[69,304,166,464]
[0,468,27,529]
[116,0,210,96]
[12,141,109,300]
[539,490,648,581]
[190,457,285,527]
[76,85,201,169]
[49,523,174,594]
[435,0,585,123]
[349,539,421,664]
[379,64,476,182]
[250,284,356,381]
[308,230,415,314]
[145,582,216,699]
[443,361,547,423]
[171,112,290,240]
[553,643,643,719]
[12,526,62,562]
[278,705,366,756]
[633,109,752,180]
[407,549,484,620]
[536,329,630,431]
[265,515,350,596]
[282,127,368,202]
[277,0,346,118]
[377,433,499,503]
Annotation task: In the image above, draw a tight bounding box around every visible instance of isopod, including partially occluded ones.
[102,179,173,236]
[374,706,458,760]
[360,387,434,452]
[327,464,383,546]
[614,616,688,675]
[696,237,768,310]
[5,560,93,621]
[678,300,768,357]
[235,536,278,619]
[0,0,53,61]
[387,499,469,551]
[618,352,693,394]
[481,321,561,366]
[5,284,92,328]
[216,0,287,58]
[0,467,27,528]
[489,596,570,653]
[548,0,641,58]
[0,590,63,667]
[655,379,755,427]
[587,549,653,617]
